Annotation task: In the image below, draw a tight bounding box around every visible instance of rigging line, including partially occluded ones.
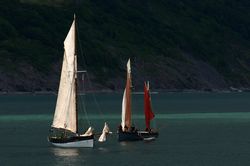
[75,19,88,71]
[78,91,91,127]
[87,72,105,118]
[77,78,91,127]
[74,20,91,128]
[75,20,106,122]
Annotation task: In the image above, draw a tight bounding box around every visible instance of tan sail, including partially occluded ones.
[121,59,132,131]
[81,127,94,136]
[51,18,77,133]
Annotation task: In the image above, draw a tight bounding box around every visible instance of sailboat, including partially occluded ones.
[48,15,109,148]
[118,59,143,141]
[118,59,158,141]
[137,81,159,140]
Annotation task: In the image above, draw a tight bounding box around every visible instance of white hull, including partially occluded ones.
[51,138,94,148]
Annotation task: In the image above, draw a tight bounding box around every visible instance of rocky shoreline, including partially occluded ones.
[1,87,250,96]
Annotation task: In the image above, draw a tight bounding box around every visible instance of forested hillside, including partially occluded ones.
[0,0,250,92]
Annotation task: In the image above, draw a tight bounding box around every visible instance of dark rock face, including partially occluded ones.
[0,62,60,92]
[0,54,229,92]
[1,0,250,92]
[125,54,228,91]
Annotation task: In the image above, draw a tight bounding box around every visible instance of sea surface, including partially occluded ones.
[1,92,250,166]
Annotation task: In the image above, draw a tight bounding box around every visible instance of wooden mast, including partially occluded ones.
[74,14,79,134]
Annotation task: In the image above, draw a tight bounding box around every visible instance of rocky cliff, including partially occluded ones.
[0,0,250,92]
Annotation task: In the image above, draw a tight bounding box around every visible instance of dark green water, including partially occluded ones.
[1,92,250,166]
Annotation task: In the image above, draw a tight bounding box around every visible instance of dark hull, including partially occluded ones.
[118,131,143,142]
[138,131,159,139]
[48,135,94,144]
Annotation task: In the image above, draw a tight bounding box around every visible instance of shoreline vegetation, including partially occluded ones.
[1,87,249,95]
[1,1,250,92]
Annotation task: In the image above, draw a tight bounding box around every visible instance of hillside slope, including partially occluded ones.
[0,0,250,92]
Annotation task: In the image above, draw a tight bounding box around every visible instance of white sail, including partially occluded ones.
[98,122,110,142]
[121,88,127,129]
[98,133,106,142]
[81,127,94,136]
[121,59,132,130]
[52,19,77,133]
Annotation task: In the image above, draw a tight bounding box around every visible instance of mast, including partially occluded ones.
[74,14,79,134]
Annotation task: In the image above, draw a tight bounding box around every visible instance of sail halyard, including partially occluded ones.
[121,59,132,131]
[144,81,155,130]
[52,18,77,133]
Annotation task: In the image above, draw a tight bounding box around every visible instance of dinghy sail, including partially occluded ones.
[98,122,110,142]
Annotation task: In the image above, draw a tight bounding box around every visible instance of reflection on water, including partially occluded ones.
[119,141,139,149]
[50,148,83,166]
[120,142,128,146]
[97,147,109,153]
[51,148,80,157]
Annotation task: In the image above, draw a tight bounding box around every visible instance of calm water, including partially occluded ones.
[1,92,250,166]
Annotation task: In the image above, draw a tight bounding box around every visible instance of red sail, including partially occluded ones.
[144,82,155,130]
[125,71,132,129]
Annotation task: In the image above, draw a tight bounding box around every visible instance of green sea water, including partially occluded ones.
[0,92,250,166]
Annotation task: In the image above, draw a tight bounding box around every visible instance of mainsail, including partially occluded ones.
[121,59,132,131]
[144,81,155,130]
[52,18,77,133]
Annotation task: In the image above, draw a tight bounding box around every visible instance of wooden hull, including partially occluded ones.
[48,135,94,148]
